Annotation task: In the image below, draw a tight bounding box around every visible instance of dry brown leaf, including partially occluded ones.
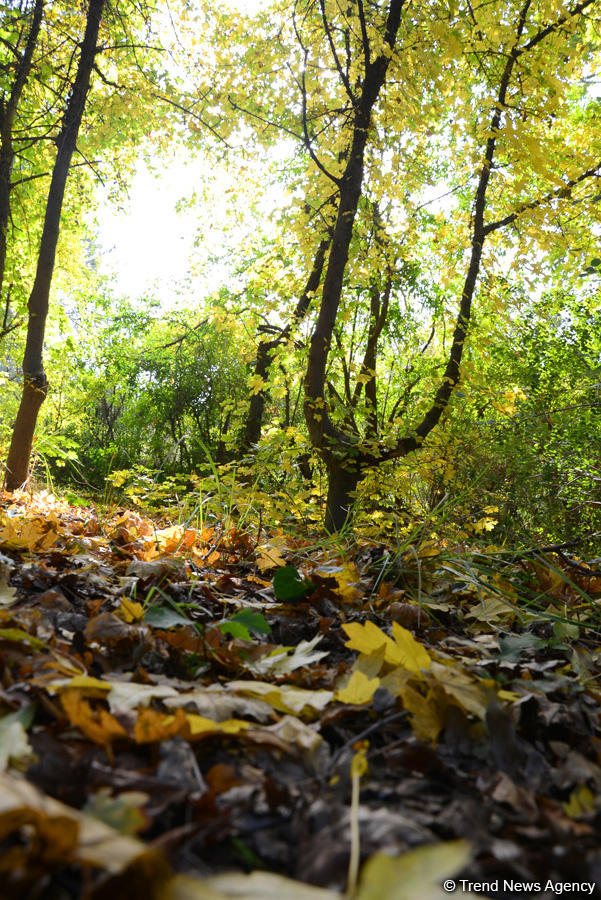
[61,690,129,746]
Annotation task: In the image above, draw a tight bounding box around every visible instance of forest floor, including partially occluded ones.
[1,490,601,900]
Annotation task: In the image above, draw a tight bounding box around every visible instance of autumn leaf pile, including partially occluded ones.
[1,491,601,899]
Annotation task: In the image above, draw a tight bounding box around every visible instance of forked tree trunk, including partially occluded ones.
[303,1,404,530]
[5,0,105,490]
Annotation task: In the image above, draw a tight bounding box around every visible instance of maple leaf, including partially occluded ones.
[335,670,381,705]
[256,544,287,572]
[342,620,431,672]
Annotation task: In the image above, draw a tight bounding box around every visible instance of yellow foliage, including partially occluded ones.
[342,621,431,673]
[336,670,381,705]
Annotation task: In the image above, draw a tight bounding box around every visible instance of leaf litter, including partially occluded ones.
[0,491,601,898]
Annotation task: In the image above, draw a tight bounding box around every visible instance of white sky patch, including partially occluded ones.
[90,0,283,306]
[93,160,198,303]
[219,0,273,10]
[92,140,291,307]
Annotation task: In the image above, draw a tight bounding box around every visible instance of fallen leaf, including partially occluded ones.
[0,558,17,608]
[336,670,381,705]
[203,870,338,898]
[0,771,170,880]
[228,680,334,715]
[119,596,145,622]
[357,840,475,900]
[134,706,189,743]
[83,787,149,835]
[256,545,287,572]
[61,690,129,746]
[245,635,329,675]
[0,708,35,772]
[430,661,490,718]
[343,620,430,672]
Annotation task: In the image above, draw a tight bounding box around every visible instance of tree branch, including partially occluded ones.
[318,0,357,104]
[484,163,601,235]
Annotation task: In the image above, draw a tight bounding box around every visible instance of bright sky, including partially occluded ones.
[93,0,276,307]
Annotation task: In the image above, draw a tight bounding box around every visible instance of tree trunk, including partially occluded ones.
[241,235,330,452]
[242,338,272,450]
[324,460,360,533]
[0,0,44,331]
[5,0,105,490]
[303,1,403,529]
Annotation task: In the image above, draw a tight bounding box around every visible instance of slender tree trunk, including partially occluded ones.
[241,235,330,451]
[0,0,44,322]
[5,0,105,490]
[243,338,273,450]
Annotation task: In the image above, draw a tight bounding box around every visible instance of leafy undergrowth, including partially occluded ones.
[1,491,601,899]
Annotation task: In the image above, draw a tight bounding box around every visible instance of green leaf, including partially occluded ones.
[273,565,314,602]
[218,610,271,641]
[143,606,193,628]
[553,620,580,642]
[498,633,547,662]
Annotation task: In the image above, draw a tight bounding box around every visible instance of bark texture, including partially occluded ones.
[303,0,404,529]
[5,0,105,490]
[0,0,44,331]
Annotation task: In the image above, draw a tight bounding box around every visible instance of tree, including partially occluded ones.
[2,0,175,490]
[5,0,105,490]
[67,305,249,485]
[242,0,601,530]
[0,0,44,342]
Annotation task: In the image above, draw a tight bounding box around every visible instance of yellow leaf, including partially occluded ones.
[430,662,489,718]
[343,621,430,673]
[183,715,249,736]
[357,840,472,900]
[391,622,431,672]
[119,597,145,623]
[352,644,387,679]
[401,684,444,743]
[343,621,397,660]
[380,668,442,741]
[133,707,188,743]
[256,545,286,572]
[497,689,521,702]
[0,628,47,650]
[336,670,380,705]
[228,680,333,715]
[563,785,596,819]
[317,563,363,604]
[45,674,111,696]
